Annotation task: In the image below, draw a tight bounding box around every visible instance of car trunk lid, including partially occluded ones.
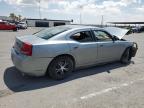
[14,35,44,56]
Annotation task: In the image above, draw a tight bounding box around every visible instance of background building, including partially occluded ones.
[24,19,71,27]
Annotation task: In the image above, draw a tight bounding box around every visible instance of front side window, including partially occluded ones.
[71,31,93,42]
[93,31,112,41]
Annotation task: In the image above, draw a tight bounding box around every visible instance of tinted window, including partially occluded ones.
[54,22,65,26]
[93,31,112,41]
[0,22,5,24]
[35,21,49,27]
[71,31,93,42]
[34,26,71,40]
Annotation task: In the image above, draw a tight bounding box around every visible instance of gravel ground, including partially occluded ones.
[0,28,144,108]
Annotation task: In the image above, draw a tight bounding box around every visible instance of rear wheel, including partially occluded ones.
[121,47,132,64]
[47,56,74,80]
[13,28,17,32]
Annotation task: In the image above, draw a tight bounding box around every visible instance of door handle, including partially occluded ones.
[73,46,79,49]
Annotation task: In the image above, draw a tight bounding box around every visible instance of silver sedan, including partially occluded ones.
[11,25,138,80]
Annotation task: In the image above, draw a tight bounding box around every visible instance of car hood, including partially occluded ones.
[104,27,129,39]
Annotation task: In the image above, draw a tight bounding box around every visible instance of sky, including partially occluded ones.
[0,0,144,24]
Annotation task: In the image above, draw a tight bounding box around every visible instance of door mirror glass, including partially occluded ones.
[112,35,119,41]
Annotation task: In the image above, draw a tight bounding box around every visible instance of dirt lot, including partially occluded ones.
[0,28,144,108]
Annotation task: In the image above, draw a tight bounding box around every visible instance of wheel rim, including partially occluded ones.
[55,60,70,76]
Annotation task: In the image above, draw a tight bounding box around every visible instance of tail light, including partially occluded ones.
[20,42,32,56]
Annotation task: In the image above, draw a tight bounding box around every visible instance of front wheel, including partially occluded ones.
[47,56,74,80]
[120,47,132,64]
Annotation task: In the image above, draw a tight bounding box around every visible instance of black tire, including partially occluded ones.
[121,47,132,64]
[47,56,74,80]
[13,28,17,32]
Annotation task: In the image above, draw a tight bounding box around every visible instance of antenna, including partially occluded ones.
[79,5,83,24]
[80,11,82,24]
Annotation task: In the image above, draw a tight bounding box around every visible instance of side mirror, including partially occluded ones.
[112,35,119,41]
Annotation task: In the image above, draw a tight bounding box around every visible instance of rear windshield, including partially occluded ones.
[34,26,71,40]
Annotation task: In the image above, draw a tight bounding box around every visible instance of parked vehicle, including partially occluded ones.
[17,22,27,29]
[11,25,138,80]
[139,26,144,33]
[131,27,142,33]
[0,21,17,31]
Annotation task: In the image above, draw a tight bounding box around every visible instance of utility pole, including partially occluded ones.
[101,15,104,27]
[79,5,83,24]
[38,0,41,19]
[80,12,82,24]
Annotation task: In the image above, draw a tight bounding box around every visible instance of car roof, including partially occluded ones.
[62,25,101,30]
[0,21,7,23]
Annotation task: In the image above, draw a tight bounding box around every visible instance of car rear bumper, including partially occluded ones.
[11,48,53,76]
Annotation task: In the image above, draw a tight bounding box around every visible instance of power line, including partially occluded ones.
[79,5,83,24]
[101,15,104,27]
[38,0,41,19]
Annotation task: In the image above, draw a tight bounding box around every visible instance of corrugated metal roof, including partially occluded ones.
[108,22,144,24]
[26,18,71,22]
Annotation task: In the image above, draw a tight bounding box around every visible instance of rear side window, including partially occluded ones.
[34,26,71,40]
[71,31,93,42]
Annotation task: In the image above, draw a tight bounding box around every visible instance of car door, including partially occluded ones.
[69,30,98,66]
[92,30,121,62]
[6,22,11,30]
[3,22,8,30]
[0,22,5,30]
[0,22,2,30]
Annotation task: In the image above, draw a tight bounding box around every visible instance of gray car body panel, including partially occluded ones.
[11,25,134,76]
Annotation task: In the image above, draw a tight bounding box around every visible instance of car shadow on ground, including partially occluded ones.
[4,62,131,92]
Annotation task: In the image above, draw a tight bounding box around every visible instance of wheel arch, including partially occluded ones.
[120,45,133,62]
[53,54,76,65]
[122,45,132,55]
[46,54,76,75]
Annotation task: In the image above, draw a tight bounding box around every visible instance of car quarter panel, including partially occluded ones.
[32,41,71,58]
[11,47,53,76]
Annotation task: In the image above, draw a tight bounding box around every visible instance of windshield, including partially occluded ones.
[34,26,71,40]
[19,22,25,24]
